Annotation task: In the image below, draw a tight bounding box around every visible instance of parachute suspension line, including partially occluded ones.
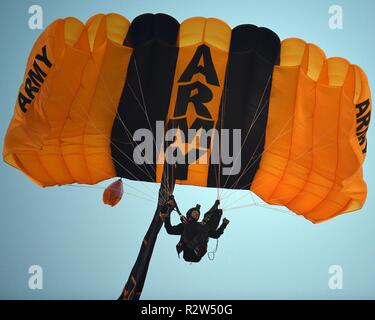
[210,70,228,260]
[221,203,255,212]
[98,69,160,188]
[222,203,298,218]
[254,190,324,208]
[216,174,220,200]
[62,162,157,202]
[222,126,284,199]
[163,161,176,204]
[113,109,158,180]
[256,203,297,216]
[219,75,272,198]
[220,97,300,201]
[220,74,271,194]
[248,133,339,197]
[97,75,157,182]
[220,129,266,200]
[207,239,219,261]
[225,123,340,195]
[165,161,172,198]
[64,184,155,204]
[75,107,159,198]
[220,93,268,192]
[64,79,161,201]
[132,58,161,158]
[168,162,172,197]
[170,163,176,198]
[126,59,176,198]
[259,203,298,217]
[250,191,256,204]
[160,134,171,198]
[162,100,177,199]
[222,190,257,209]
[222,68,327,198]
[219,84,304,208]
[219,104,267,201]
[222,186,336,216]
[126,81,160,157]
[124,193,155,204]
[133,58,151,125]
[58,74,157,188]
[168,114,176,197]
[226,124,295,193]
[109,97,156,180]
[64,184,105,190]
[213,126,220,200]
[216,68,229,201]
[83,161,158,201]
[224,82,344,197]
[78,110,158,199]
[216,84,302,212]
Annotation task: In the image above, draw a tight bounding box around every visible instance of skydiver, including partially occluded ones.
[159,197,230,262]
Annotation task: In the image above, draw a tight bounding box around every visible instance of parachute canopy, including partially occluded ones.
[3,13,371,222]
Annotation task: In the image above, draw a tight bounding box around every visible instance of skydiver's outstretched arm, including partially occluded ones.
[160,197,184,235]
[164,214,184,235]
[207,199,220,213]
[209,218,230,239]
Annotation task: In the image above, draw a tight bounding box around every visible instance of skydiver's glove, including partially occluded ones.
[212,199,220,210]
[159,212,169,221]
[160,200,173,221]
[161,196,175,213]
[223,218,230,226]
[160,204,168,215]
[160,203,172,215]
[166,195,176,209]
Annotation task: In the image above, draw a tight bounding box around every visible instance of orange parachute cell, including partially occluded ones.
[103,179,124,207]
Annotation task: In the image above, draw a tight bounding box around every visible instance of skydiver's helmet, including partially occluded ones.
[186,204,201,221]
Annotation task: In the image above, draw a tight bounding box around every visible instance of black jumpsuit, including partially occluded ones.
[163,204,227,262]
